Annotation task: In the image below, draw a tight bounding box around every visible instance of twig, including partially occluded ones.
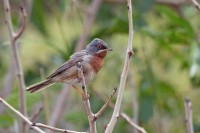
[77,62,96,133]
[184,97,194,133]
[76,62,118,133]
[120,113,147,133]
[30,106,43,122]
[94,88,117,120]
[190,0,200,11]
[32,123,87,133]
[0,97,45,133]
[93,89,147,133]
[3,1,27,133]
[105,0,134,132]
[75,0,103,51]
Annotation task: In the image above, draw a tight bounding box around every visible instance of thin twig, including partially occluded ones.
[190,0,200,11]
[105,0,134,132]
[32,123,87,133]
[77,62,96,133]
[0,97,45,133]
[30,106,43,122]
[3,1,27,133]
[14,6,27,41]
[94,88,117,121]
[120,113,147,133]
[93,89,147,133]
[184,97,194,133]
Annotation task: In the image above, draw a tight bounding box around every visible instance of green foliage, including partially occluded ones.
[0,115,14,128]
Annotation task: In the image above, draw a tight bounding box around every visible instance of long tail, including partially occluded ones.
[26,79,54,93]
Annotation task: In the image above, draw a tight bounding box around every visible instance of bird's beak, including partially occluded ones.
[95,48,113,54]
[107,48,113,51]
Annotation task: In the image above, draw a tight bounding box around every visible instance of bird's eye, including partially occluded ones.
[97,45,102,49]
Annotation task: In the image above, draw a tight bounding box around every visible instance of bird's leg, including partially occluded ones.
[72,85,83,97]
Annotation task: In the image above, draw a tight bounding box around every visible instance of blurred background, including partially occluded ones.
[0,0,200,133]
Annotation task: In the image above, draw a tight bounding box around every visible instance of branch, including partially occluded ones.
[14,6,27,41]
[76,62,96,133]
[0,97,45,133]
[3,1,27,133]
[94,87,117,121]
[30,106,43,122]
[184,97,194,133]
[190,0,200,11]
[120,113,147,133]
[76,62,117,133]
[31,123,87,133]
[93,89,147,133]
[105,0,134,132]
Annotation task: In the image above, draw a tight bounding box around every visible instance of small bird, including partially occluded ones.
[27,38,112,93]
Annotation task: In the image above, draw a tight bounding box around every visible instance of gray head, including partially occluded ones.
[86,38,112,56]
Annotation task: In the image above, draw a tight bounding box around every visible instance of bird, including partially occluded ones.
[26,38,112,93]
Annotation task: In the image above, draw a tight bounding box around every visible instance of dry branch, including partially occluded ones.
[0,97,45,133]
[31,123,87,133]
[76,62,117,133]
[105,0,134,132]
[93,89,147,133]
[190,0,200,11]
[77,62,96,133]
[184,97,194,133]
[3,1,27,132]
[30,106,43,122]
[120,113,147,133]
[94,88,117,120]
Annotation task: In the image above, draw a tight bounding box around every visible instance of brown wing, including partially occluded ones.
[47,50,87,79]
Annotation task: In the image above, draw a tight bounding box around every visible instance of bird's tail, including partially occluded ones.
[26,79,54,93]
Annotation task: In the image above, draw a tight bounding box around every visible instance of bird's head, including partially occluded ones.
[86,38,112,58]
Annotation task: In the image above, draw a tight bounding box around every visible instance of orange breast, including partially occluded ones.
[90,56,104,73]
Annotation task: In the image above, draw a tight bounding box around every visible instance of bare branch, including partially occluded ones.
[14,6,27,41]
[3,0,27,133]
[32,123,87,133]
[190,0,200,11]
[105,0,134,132]
[0,97,45,133]
[30,106,43,122]
[120,113,147,133]
[76,62,96,133]
[184,97,194,133]
[93,89,147,133]
[94,88,117,121]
